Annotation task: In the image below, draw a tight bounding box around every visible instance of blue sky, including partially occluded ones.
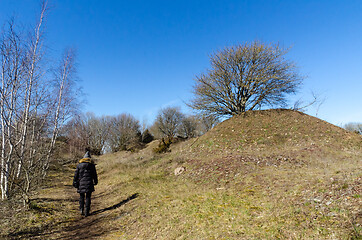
[1,0,361,126]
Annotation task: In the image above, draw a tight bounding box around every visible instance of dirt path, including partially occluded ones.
[49,185,106,240]
[8,164,137,240]
[51,189,138,240]
[20,166,106,239]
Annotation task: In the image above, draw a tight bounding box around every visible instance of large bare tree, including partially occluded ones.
[189,41,304,117]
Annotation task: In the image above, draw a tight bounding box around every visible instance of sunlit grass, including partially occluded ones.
[1,110,361,239]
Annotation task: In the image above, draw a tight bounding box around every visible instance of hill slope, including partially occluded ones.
[191,109,361,155]
[1,109,361,239]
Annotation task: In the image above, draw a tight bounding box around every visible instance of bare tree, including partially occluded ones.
[63,115,89,158]
[291,91,325,117]
[179,115,198,139]
[0,12,47,200]
[17,0,48,180]
[108,113,140,152]
[15,46,80,202]
[0,1,81,201]
[42,47,80,174]
[0,18,25,199]
[65,113,142,154]
[344,122,362,135]
[196,114,220,136]
[63,113,109,156]
[151,106,184,139]
[189,41,304,117]
[86,113,111,154]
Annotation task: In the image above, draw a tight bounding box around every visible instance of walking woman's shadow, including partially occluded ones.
[92,193,139,215]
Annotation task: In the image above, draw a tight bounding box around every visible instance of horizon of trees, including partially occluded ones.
[343,122,362,135]
[61,106,220,157]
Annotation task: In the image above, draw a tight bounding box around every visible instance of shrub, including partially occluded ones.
[153,138,172,154]
[141,129,154,143]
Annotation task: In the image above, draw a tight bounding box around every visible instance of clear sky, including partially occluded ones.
[1,0,361,126]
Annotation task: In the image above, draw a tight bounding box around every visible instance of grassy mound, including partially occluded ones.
[1,109,361,239]
[191,109,361,156]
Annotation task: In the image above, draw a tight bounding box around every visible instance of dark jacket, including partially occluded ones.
[73,158,98,193]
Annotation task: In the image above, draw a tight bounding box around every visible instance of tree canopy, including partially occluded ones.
[189,41,304,117]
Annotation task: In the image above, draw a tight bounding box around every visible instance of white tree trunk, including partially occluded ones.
[17,2,46,178]
[1,118,7,200]
[44,49,70,175]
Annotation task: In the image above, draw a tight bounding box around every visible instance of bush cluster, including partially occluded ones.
[153,138,172,154]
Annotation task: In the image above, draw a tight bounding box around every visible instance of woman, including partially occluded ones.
[73,151,98,217]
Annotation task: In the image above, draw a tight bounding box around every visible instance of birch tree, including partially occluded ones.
[43,48,79,174]
[0,19,24,199]
[17,1,47,179]
[0,1,81,201]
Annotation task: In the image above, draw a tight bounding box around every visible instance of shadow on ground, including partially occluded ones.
[7,193,139,240]
[92,193,139,215]
[31,197,78,203]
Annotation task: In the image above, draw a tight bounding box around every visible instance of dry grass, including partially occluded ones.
[1,109,361,239]
[95,150,361,239]
[190,109,361,155]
